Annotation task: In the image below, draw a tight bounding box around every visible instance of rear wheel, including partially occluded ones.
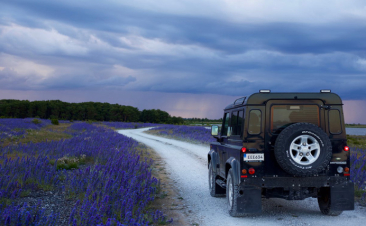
[318,187,343,216]
[226,169,245,217]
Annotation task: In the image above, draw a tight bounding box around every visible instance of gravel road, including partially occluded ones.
[118,128,366,226]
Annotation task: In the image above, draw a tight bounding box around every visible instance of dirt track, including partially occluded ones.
[118,128,366,226]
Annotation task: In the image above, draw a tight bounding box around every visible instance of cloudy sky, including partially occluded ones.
[0,0,365,122]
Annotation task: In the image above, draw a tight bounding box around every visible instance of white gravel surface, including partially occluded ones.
[118,128,366,226]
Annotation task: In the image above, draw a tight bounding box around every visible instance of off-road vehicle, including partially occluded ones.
[208,90,354,216]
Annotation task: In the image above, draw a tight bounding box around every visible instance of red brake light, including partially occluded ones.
[241,147,247,153]
[344,146,349,151]
[248,168,255,175]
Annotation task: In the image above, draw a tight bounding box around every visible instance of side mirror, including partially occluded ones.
[211,125,219,136]
[227,126,232,137]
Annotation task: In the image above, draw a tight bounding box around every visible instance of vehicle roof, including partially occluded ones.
[224,92,343,110]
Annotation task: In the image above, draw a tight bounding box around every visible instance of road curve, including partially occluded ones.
[118,128,366,226]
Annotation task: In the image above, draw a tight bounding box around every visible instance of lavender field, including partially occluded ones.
[0,118,50,143]
[0,119,168,225]
[149,125,366,203]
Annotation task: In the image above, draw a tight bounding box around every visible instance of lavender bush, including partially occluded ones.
[0,122,168,225]
[350,147,366,203]
[0,118,50,142]
[149,125,216,144]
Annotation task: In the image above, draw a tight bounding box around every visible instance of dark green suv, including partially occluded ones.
[208,90,354,216]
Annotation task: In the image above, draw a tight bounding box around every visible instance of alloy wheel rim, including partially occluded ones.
[228,177,233,208]
[208,166,212,190]
[289,135,320,165]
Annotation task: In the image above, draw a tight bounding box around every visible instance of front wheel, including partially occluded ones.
[318,187,343,216]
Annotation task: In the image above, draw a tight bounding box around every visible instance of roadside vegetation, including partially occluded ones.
[183,117,222,126]
[0,118,170,225]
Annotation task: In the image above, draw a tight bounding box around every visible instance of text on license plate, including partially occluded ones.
[243,153,264,162]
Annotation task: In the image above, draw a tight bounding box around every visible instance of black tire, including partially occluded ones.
[226,169,245,217]
[208,162,225,197]
[274,123,332,177]
[318,187,343,216]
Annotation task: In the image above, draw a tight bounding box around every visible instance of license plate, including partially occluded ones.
[243,153,264,162]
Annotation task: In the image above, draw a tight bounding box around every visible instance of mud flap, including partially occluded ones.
[330,182,354,211]
[236,186,262,214]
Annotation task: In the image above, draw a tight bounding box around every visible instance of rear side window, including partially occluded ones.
[231,110,244,136]
[231,111,239,135]
[329,110,342,134]
[248,110,261,135]
[271,105,319,133]
[237,110,244,136]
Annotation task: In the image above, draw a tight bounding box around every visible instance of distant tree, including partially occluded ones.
[0,99,183,124]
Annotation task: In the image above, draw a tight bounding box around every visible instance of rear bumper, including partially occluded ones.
[234,176,354,214]
[241,176,350,188]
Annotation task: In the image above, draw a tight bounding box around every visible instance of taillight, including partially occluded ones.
[248,168,255,175]
[344,167,350,173]
[344,146,349,151]
[241,147,247,153]
[242,169,247,174]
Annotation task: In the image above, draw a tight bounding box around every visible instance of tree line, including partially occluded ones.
[0,99,184,124]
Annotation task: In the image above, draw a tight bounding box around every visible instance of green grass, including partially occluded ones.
[347,135,366,149]
[1,123,72,147]
[184,121,222,126]
[345,124,366,128]
[49,154,93,171]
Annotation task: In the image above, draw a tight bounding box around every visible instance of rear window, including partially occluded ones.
[329,110,342,134]
[248,110,261,135]
[271,105,319,133]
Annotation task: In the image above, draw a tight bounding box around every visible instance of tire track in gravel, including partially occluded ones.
[118,128,366,226]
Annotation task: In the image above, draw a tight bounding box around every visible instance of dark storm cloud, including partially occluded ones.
[0,0,366,101]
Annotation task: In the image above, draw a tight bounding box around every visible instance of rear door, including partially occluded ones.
[264,99,325,176]
[218,110,244,177]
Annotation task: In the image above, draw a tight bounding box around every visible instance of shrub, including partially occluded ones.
[51,118,59,125]
[32,118,42,125]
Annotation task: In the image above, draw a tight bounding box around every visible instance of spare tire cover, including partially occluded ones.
[274,122,332,177]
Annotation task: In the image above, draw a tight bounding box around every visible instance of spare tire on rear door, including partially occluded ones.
[274,123,332,177]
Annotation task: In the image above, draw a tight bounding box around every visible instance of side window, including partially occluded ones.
[238,110,244,136]
[221,113,230,136]
[248,110,261,135]
[329,110,342,134]
[231,111,238,135]
[230,111,244,136]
